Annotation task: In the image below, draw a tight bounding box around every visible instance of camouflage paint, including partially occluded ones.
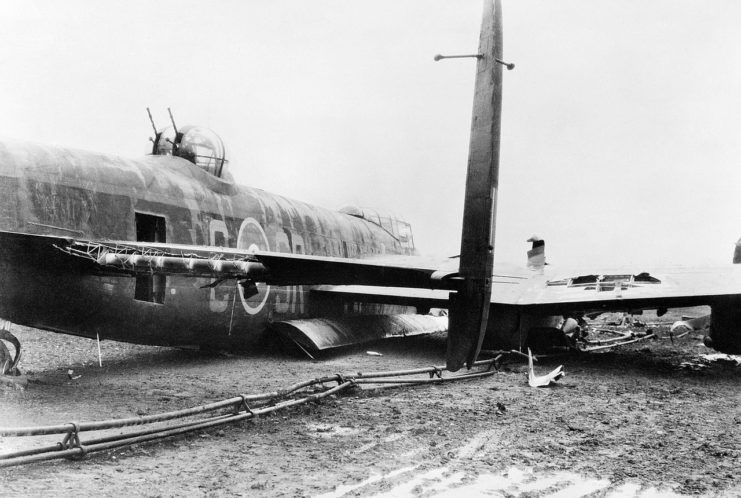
[0,140,414,348]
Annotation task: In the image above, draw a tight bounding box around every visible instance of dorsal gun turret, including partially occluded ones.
[152,125,228,178]
[148,109,229,179]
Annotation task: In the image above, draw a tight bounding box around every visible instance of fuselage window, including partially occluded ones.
[134,213,166,304]
[213,231,226,247]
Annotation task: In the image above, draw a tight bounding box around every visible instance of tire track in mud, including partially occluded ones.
[319,427,741,497]
[4,323,741,496]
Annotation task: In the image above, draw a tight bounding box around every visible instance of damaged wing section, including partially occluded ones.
[271,314,448,352]
[546,272,661,291]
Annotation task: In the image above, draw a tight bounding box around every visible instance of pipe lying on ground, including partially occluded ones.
[0,358,500,468]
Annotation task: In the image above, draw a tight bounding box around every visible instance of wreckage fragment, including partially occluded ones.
[0,322,21,376]
[527,348,564,387]
[670,314,710,334]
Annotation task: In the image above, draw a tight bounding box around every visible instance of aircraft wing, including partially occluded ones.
[32,232,741,354]
[479,264,741,354]
[54,236,462,290]
[308,264,741,317]
[498,265,741,313]
[56,236,741,313]
[308,264,532,308]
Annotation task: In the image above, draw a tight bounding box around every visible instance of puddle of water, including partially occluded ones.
[370,467,707,498]
[424,471,466,494]
[373,467,450,498]
[305,423,359,438]
[606,483,643,497]
[315,465,419,498]
[542,477,609,498]
[317,426,736,498]
[433,468,530,497]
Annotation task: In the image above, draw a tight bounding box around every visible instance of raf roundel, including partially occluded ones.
[237,218,271,315]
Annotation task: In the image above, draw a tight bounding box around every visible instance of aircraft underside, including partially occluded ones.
[2,225,741,379]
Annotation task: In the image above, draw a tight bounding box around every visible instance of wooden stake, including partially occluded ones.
[96,332,102,367]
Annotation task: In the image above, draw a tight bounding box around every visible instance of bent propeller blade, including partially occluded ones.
[446,0,504,371]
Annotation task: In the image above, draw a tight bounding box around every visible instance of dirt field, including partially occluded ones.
[1,309,740,497]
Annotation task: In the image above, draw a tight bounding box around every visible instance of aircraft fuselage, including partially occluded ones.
[0,140,414,348]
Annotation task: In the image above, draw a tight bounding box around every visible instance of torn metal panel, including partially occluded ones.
[546,273,661,291]
[527,348,564,387]
[670,314,710,333]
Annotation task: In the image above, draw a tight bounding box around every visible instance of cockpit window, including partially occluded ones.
[339,206,416,254]
[397,221,414,247]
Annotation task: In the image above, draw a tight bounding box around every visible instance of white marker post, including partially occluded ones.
[96,332,102,367]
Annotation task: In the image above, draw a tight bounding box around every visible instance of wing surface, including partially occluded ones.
[310,263,531,308]
[311,263,741,317]
[53,235,741,314]
[56,236,460,289]
[501,265,741,313]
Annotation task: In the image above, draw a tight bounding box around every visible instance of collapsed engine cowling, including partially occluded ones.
[704,296,741,354]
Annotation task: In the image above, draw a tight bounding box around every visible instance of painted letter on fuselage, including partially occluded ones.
[274,230,293,314]
[208,219,230,312]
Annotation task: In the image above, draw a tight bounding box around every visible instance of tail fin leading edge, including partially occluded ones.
[446,0,504,371]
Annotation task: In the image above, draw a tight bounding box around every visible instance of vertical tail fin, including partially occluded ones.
[446,0,505,371]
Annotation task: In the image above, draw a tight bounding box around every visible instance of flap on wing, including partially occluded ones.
[253,251,453,288]
[270,314,448,351]
[312,285,451,308]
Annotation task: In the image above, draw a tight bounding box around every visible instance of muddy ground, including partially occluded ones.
[1,308,740,497]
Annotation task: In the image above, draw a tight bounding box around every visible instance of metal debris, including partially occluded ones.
[698,353,741,366]
[67,369,82,380]
[0,322,21,376]
[680,353,741,371]
[527,349,564,387]
[670,314,711,334]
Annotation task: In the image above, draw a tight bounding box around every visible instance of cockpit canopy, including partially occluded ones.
[152,125,229,178]
[340,206,415,253]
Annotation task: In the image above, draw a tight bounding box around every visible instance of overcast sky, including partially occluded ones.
[1,1,740,268]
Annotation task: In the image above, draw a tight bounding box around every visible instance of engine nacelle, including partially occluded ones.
[705,296,741,354]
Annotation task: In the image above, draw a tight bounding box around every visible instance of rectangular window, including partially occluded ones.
[134,213,166,304]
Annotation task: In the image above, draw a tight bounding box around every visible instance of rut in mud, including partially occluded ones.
[1,309,740,496]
